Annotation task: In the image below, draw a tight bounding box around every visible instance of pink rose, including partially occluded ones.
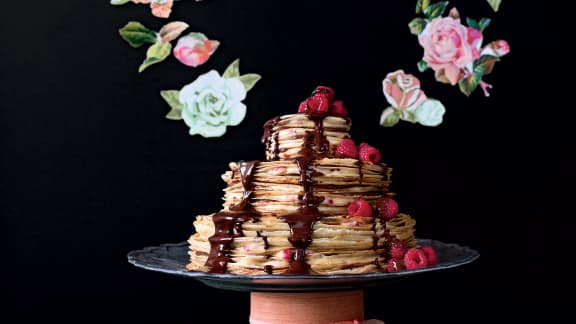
[481,40,511,58]
[150,0,173,19]
[383,70,427,110]
[173,33,220,67]
[418,17,483,85]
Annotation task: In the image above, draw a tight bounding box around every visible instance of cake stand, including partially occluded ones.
[128,239,479,323]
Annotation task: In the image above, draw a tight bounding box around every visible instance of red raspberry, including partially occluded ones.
[386,258,405,272]
[331,100,348,118]
[306,96,331,116]
[335,139,359,159]
[376,197,399,220]
[420,246,438,266]
[347,199,373,217]
[388,239,407,259]
[278,249,293,260]
[312,86,335,102]
[404,248,428,270]
[298,100,307,113]
[358,143,382,164]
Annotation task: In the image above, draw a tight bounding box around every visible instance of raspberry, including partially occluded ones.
[404,248,428,270]
[376,197,399,220]
[270,166,287,175]
[335,139,359,159]
[331,100,348,118]
[387,258,405,272]
[388,239,407,259]
[298,100,307,113]
[420,246,438,266]
[347,199,373,217]
[306,96,331,116]
[312,85,335,102]
[358,143,382,164]
[277,249,293,260]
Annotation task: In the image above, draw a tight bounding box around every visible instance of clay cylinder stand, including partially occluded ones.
[249,290,364,324]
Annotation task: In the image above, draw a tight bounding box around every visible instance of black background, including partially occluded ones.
[1,1,572,322]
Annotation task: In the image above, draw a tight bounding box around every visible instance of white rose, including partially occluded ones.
[414,99,445,127]
[179,70,247,137]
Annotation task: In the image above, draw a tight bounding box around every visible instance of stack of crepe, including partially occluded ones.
[187,113,416,274]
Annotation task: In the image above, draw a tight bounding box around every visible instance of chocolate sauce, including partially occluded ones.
[312,116,330,155]
[264,265,274,274]
[234,222,244,237]
[206,211,255,273]
[206,161,260,273]
[257,231,270,250]
[229,161,258,212]
[278,114,329,274]
[262,116,281,160]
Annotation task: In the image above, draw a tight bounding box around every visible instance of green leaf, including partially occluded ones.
[110,0,131,5]
[138,42,172,73]
[466,18,480,30]
[417,60,429,72]
[119,21,158,48]
[474,55,500,76]
[424,1,449,20]
[239,74,262,92]
[400,109,418,124]
[487,0,502,12]
[380,107,401,127]
[416,0,431,14]
[161,90,184,120]
[478,18,491,32]
[408,18,427,35]
[458,73,482,97]
[223,59,240,79]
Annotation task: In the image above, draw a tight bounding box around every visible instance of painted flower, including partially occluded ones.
[414,99,445,127]
[131,0,151,3]
[418,17,483,85]
[158,21,189,43]
[380,70,446,127]
[179,70,247,137]
[150,0,173,19]
[173,33,220,67]
[383,70,427,110]
[481,39,510,57]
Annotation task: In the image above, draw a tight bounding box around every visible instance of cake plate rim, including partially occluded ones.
[127,238,479,292]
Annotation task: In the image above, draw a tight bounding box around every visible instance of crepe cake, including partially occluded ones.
[186,86,436,275]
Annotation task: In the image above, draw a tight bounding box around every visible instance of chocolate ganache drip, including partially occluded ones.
[279,114,328,274]
[262,116,280,160]
[206,161,259,273]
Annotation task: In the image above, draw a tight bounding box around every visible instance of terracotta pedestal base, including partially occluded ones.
[249,290,364,324]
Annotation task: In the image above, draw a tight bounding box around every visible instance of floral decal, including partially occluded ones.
[380,70,445,127]
[111,0,204,19]
[161,59,262,137]
[118,22,219,72]
[486,0,501,12]
[409,1,510,96]
[173,33,220,67]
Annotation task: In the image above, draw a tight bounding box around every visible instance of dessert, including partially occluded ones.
[186,86,433,275]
